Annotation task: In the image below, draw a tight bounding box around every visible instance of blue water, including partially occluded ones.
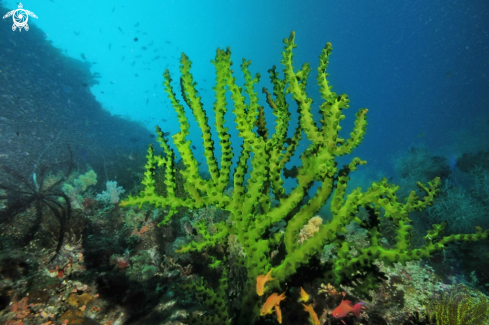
[4,0,487,188]
[2,1,489,323]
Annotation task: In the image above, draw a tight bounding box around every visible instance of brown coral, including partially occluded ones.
[297,216,323,245]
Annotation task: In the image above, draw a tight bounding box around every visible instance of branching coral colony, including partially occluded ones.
[121,32,488,324]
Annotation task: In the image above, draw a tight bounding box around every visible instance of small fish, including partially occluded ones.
[276,304,282,324]
[256,269,275,296]
[134,22,140,27]
[134,37,139,42]
[118,26,123,33]
[112,6,116,12]
[303,304,320,325]
[163,132,170,137]
[141,46,147,50]
[73,30,80,36]
[153,55,160,60]
[80,53,86,60]
[332,299,365,324]
[131,61,136,67]
[165,41,171,44]
[149,134,155,138]
[298,287,309,302]
[108,43,112,50]
[146,99,149,105]
[183,220,193,236]
[192,145,196,150]
[260,292,285,323]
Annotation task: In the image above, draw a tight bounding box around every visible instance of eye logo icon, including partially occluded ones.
[3,3,38,32]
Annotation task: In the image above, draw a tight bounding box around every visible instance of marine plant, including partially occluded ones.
[0,145,74,261]
[122,32,488,324]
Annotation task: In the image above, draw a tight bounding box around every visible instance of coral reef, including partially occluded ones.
[0,146,74,260]
[96,181,125,205]
[426,283,489,324]
[394,146,451,200]
[456,150,489,173]
[298,216,323,245]
[62,169,97,210]
[121,32,488,324]
[367,260,445,323]
[395,146,451,184]
[427,179,489,233]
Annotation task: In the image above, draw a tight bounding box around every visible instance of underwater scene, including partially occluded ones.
[1,0,489,324]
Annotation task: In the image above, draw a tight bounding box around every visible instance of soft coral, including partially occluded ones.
[115,255,130,269]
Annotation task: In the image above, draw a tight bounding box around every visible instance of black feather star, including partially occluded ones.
[0,146,74,261]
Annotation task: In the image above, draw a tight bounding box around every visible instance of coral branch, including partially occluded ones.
[121,32,488,323]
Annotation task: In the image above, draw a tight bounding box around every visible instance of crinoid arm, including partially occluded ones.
[0,144,74,261]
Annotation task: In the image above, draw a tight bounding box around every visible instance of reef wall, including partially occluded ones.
[0,5,150,189]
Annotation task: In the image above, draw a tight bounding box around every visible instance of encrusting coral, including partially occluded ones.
[121,32,488,324]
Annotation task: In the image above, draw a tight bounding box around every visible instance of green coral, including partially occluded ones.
[181,260,231,325]
[74,170,97,191]
[62,169,97,209]
[121,32,488,323]
[126,249,159,281]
